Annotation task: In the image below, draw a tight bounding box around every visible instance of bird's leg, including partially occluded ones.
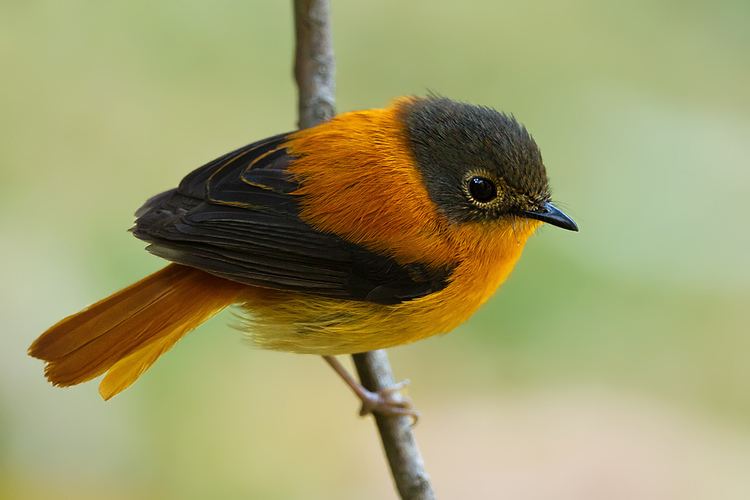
[323,355,419,422]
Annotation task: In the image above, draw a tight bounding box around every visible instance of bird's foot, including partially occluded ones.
[357,379,419,423]
[322,355,420,424]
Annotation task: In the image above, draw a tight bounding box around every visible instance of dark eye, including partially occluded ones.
[468,176,497,203]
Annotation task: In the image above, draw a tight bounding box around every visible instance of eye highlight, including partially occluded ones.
[467,176,497,203]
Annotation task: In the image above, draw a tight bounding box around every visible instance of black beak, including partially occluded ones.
[520,202,578,231]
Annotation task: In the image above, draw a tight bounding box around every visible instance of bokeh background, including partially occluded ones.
[2,1,749,498]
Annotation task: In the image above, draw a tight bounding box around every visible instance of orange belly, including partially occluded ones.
[239,219,539,354]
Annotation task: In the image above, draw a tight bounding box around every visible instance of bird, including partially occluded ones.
[28,96,577,416]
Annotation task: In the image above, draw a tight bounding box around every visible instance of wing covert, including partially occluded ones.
[133,134,453,304]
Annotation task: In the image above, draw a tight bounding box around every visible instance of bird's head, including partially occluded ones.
[401,96,577,233]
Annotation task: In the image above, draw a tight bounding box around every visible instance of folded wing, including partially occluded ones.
[133,134,452,305]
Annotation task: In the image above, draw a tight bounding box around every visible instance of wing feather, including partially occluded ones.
[133,134,452,304]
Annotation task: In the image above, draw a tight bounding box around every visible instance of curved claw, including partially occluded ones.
[322,356,420,425]
[357,380,420,425]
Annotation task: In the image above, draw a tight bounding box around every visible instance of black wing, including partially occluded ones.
[133,134,453,305]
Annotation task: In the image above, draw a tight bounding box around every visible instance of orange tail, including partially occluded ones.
[28,264,244,400]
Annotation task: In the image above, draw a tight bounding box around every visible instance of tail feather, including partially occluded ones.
[29,264,244,399]
[97,295,228,400]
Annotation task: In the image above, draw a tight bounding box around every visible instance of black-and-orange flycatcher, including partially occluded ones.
[29,96,577,416]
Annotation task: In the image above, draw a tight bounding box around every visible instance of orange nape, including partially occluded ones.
[28,264,244,400]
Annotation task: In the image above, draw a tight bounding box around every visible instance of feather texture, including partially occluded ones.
[28,264,244,399]
[132,130,453,305]
[28,97,550,395]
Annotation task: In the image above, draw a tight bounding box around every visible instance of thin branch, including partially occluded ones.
[294,0,335,129]
[292,2,436,499]
[353,351,436,500]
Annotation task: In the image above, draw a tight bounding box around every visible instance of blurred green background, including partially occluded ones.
[2,1,749,498]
